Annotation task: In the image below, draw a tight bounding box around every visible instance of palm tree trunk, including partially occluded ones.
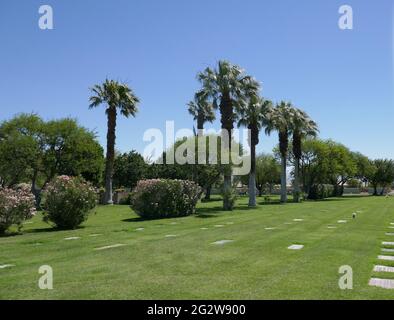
[220,93,234,210]
[105,108,117,204]
[279,131,288,203]
[222,130,232,210]
[205,185,211,200]
[293,157,301,202]
[197,116,204,137]
[248,141,257,207]
[280,155,287,203]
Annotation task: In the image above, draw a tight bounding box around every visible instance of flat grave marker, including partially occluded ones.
[288,244,304,250]
[211,240,234,245]
[94,244,125,251]
[369,278,394,289]
[64,237,80,240]
[373,265,394,273]
[378,255,394,261]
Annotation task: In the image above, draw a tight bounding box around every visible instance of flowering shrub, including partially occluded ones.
[130,179,202,219]
[0,184,36,234]
[42,176,97,229]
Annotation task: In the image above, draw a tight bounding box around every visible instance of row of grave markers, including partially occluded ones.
[368,222,394,289]
[0,213,358,275]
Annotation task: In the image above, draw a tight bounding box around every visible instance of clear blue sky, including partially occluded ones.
[1,0,393,159]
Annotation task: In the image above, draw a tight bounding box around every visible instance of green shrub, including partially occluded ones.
[308,184,334,200]
[130,179,202,219]
[119,193,132,205]
[42,176,97,229]
[222,188,237,210]
[0,184,36,234]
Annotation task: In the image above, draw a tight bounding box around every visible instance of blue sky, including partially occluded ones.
[0,0,393,159]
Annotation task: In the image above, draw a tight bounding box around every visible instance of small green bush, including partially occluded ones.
[42,176,97,229]
[222,187,237,210]
[130,179,202,219]
[118,193,132,205]
[308,184,334,200]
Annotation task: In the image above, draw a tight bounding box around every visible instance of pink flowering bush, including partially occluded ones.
[130,179,202,219]
[0,184,36,234]
[42,176,97,229]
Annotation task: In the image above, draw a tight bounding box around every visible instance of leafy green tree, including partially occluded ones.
[351,152,375,186]
[0,114,43,188]
[290,108,318,202]
[296,138,329,194]
[89,79,139,204]
[265,102,293,203]
[255,154,281,196]
[153,135,242,201]
[237,91,272,207]
[0,114,104,206]
[113,151,148,190]
[197,60,258,210]
[293,138,357,197]
[368,159,394,195]
[325,141,356,196]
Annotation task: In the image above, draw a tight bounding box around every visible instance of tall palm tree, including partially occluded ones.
[89,79,139,204]
[265,101,293,203]
[198,60,258,210]
[236,88,272,207]
[291,108,318,202]
[187,91,215,136]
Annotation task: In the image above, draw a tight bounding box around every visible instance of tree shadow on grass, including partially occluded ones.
[25,226,85,234]
[122,217,145,223]
[195,204,257,218]
[308,196,369,202]
[0,231,22,238]
[257,200,284,206]
[200,197,222,203]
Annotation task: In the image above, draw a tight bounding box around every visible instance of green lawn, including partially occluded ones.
[1,196,394,299]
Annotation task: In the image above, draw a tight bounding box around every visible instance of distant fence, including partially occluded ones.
[343,188,386,195]
[211,187,389,196]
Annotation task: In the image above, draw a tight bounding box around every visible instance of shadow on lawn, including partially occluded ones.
[122,217,145,223]
[309,195,369,202]
[195,204,257,217]
[25,225,85,234]
[0,231,22,238]
[257,200,284,206]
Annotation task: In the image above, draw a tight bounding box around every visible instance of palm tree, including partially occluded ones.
[187,91,215,136]
[265,101,293,203]
[291,108,318,202]
[89,79,139,204]
[198,60,258,210]
[236,89,272,206]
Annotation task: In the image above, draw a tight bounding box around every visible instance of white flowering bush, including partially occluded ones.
[42,176,97,229]
[130,179,202,219]
[0,184,36,234]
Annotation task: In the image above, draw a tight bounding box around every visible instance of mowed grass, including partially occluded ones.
[1,196,394,300]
